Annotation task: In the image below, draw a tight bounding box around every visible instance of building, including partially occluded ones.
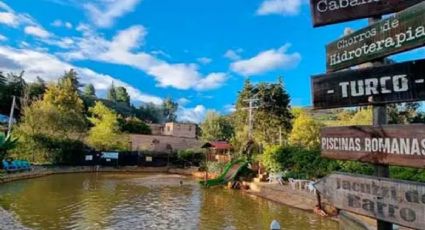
[148,122,197,139]
[202,141,232,163]
[163,122,196,138]
[148,124,164,136]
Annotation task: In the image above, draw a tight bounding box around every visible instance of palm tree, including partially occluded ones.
[0,134,18,160]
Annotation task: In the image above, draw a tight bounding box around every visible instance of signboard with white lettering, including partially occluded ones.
[312,59,425,109]
[101,152,119,159]
[326,2,425,72]
[85,155,93,161]
[310,0,423,27]
[314,173,425,229]
[321,124,425,168]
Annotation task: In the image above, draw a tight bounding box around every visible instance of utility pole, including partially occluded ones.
[243,98,259,140]
[7,96,16,137]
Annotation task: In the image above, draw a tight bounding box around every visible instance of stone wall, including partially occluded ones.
[130,134,202,152]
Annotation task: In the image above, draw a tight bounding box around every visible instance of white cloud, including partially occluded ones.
[0,1,35,27]
[0,1,13,11]
[0,34,7,41]
[195,73,227,91]
[61,25,227,91]
[224,49,243,61]
[230,44,301,76]
[257,0,304,16]
[0,46,162,104]
[197,57,212,65]
[51,19,73,29]
[0,12,18,26]
[84,0,142,28]
[177,98,190,106]
[65,22,72,29]
[177,105,207,124]
[24,26,51,38]
[51,19,62,27]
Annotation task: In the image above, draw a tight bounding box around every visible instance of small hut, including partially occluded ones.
[201,141,232,163]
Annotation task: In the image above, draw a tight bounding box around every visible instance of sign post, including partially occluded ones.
[369,14,392,229]
[310,0,424,27]
[326,2,425,72]
[309,1,425,229]
[312,59,425,109]
[314,173,425,229]
[320,124,425,168]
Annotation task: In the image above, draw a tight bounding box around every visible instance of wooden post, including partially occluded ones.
[316,190,322,209]
[205,149,208,183]
[369,15,392,230]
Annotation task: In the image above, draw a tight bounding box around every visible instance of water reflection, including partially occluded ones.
[0,173,337,230]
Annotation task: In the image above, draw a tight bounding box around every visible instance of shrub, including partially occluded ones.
[175,149,204,167]
[199,161,226,174]
[261,145,338,179]
[12,134,85,165]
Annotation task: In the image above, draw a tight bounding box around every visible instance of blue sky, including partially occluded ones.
[0,0,423,123]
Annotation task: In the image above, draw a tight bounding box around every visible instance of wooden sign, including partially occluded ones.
[310,0,424,27]
[312,59,425,109]
[321,124,425,168]
[314,173,425,229]
[326,1,425,72]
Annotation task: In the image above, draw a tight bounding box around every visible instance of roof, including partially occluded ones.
[202,141,232,150]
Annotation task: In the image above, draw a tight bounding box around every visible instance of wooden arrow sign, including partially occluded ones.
[312,59,425,109]
[310,0,424,27]
[321,124,425,168]
[314,173,425,229]
[326,1,425,72]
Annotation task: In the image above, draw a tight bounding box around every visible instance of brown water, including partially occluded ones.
[0,173,338,230]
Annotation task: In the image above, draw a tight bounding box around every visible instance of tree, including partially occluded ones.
[0,71,26,115]
[107,82,117,102]
[289,110,323,149]
[349,108,372,125]
[17,78,86,137]
[25,77,46,101]
[233,78,293,148]
[162,98,178,122]
[86,101,128,151]
[137,103,163,123]
[59,69,81,92]
[13,77,87,163]
[83,84,96,97]
[115,86,130,106]
[387,102,421,124]
[0,72,5,90]
[44,78,85,117]
[120,116,151,134]
[200,111,234,142]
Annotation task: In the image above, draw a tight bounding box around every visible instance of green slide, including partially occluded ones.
[200,159,248,187]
